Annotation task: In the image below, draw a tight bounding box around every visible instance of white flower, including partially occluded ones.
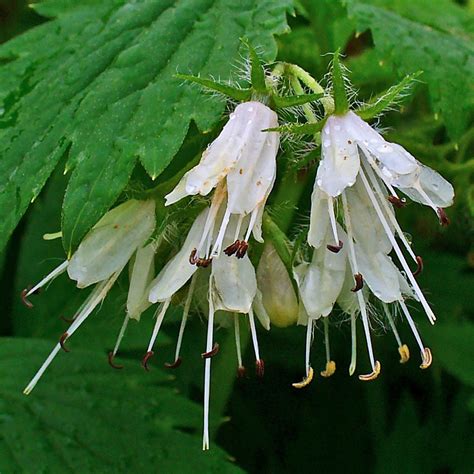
[145,209,269,450]
[300,112,454,383]
[22,200,157,393]
[165,101,279,262]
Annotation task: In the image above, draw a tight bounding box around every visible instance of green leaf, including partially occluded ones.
[331,48,349,115]
[272,92,323,108]
[0,0,292,254]
[175,74,252,101]
[265,118,326,134]
[0,338,243,473]
[355,72,422,120]
[345,0,474,139]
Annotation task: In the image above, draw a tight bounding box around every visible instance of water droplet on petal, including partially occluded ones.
[334,125,341,131]
[323,139,331,148]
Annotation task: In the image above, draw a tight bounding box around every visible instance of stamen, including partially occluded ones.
[235,241,249,259]
[327,197,342,250]
[359,168,436,324]
[234,313,244,376]
[327,240,344,253]
[142,351,154,371]
[255,359,265,378]
[59,332,70,352]
[202,280,216,451]
[23,272,120,394]
[108,352,124,369]
[388,196,407,208]
[243,207,260,243]
[349,312,357,376]
[305,318,314,377]
[248,308,263,377]
[359,360,381,381]
[110,314,130,362]
[143,299,171,369]
[165,274,196,368]
[60,315,75,323]
[292,367,314,388]
[189,248,198,265]
[234,215,244,242]
[321,361,336,378]
[237,366,246,378]
[321,318,336,377]
[351,273,364,292]
[398,299,432,369]
[342,191,378,374]
[413,256,424,277]
[211,208,231,257]
[383,303,409,363]
[22,260,69,304]
[164,358,182,369]
[420,347,432,369]
[201,342,220,359]
[224,240,241,256]
[362,160,418,264]
[436,208,450,226]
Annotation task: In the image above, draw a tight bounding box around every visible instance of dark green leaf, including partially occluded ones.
[0,338,243,473]
[331,48,349,115]
[0,0,292,254]
[244,39,268,93]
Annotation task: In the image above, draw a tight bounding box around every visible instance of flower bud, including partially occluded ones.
[68,200,156,288]
[256,242,298,328]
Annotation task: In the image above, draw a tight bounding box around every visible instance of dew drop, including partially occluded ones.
[248,107,254,112]
[323,139,331,148]
[334,125,341,131]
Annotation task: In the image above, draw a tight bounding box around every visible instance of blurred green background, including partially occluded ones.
[0,0,473,473]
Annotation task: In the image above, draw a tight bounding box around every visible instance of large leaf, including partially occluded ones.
[0,338,243,473]
[0,0,292,254]
[345,0,474,140]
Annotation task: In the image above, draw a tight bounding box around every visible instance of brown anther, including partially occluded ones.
[60,315,75,323]
[235,241,249,259]
[142,351,154,371]
[388,195,407,208]
[237,366,246,378]
[164,357,182,369]
[320,361,336,378]
[398,344,410,364]
[59,332,70,352]
[358,361,381,381]
[437,208,450,226]
[201,343,220,359]
[351,273,364,292]
[196,257,212,268]
[189,248,198,265]
[256,359,265,378]
[420,347,432,369]
[21,288,34,308]
[108,351,124,369]
[224,240,241,257]
[327,240,343,253]
[412,256,424,277]
[292,367,314,389]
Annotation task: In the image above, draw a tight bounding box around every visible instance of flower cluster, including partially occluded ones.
[22,55,454,450]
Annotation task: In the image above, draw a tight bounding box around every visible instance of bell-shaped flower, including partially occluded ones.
[22,199,157,394]
[316,110,453,224]
[304,157,442,383]
[292,224,346,387]
[256,242,298,328]
[165,101,279,263]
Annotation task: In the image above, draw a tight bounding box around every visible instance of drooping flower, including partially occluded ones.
[22,199,156,394]
[146,208,269,450]
[302,108,454,380]
[165,101,279,263]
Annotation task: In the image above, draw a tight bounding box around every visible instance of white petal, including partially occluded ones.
[148,209,208,303]
[252,289,271,330]
[68,200,156,288]
[308,182,330,249]
[226,104,279,214]
[127,243,155,321]
[295,225,346,318]
[346,177,392,254]
[398,164,454,208]
[212,252,257,313]
[365,141,419,177]
[316,114,360,197]
[355,246,401,303]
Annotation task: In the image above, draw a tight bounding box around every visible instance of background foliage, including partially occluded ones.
[0,0,473,472]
